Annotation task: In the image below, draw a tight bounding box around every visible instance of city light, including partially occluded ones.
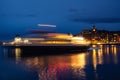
[14,37,22,44]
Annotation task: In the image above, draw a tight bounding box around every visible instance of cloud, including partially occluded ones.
[70,17,120,23]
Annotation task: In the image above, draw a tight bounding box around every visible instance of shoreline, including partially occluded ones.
[90,43,120,45]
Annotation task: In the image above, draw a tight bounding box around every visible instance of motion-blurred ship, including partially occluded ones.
[2,29,90,53]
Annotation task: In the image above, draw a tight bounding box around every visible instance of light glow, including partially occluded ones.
[97,42,101,44]
[72,37,84,41]
[71,53,86,68]
[24,39,29,43]
[38,24,56,27]
[14,37,22,43]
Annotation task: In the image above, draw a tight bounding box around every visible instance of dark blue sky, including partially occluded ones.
[1,0,120,39]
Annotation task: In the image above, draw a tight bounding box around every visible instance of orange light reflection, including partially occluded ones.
[15,48,21,63]
[71,53,86,68]
[113,46,118,64]
[92,49,97,70]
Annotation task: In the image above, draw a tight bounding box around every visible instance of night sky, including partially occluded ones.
[1,0,120,39]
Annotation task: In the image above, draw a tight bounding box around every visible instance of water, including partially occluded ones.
[0,45,120,80]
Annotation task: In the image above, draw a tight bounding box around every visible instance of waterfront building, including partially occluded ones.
[81,26,120,44]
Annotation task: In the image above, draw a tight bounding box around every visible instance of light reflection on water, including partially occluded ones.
[2,45,120,80]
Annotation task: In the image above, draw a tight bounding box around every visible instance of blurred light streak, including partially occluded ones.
[38,24,56,27]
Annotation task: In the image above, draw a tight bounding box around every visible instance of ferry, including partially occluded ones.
[1,30,90,53]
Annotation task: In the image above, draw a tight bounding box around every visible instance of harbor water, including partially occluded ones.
[0,45,120,80]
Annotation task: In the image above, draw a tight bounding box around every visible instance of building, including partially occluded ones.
[81,26,120,44]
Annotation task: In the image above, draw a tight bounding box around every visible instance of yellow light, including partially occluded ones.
[113,46,117,64]
[14,37,22,43]
[71,53,86,68]
[46,33,73,40]
[72,37,84,41]
[23,38,44,40]
[97,42,101,44]
[71,37,88,44]
[15,48,21,63]
[92,49,97,70]
[92,45,97,47]
[10,42,14,45]
[24,39,29,43]
[93,29,95,31]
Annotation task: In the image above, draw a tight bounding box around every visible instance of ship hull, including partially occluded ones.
[2,45,89,56]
